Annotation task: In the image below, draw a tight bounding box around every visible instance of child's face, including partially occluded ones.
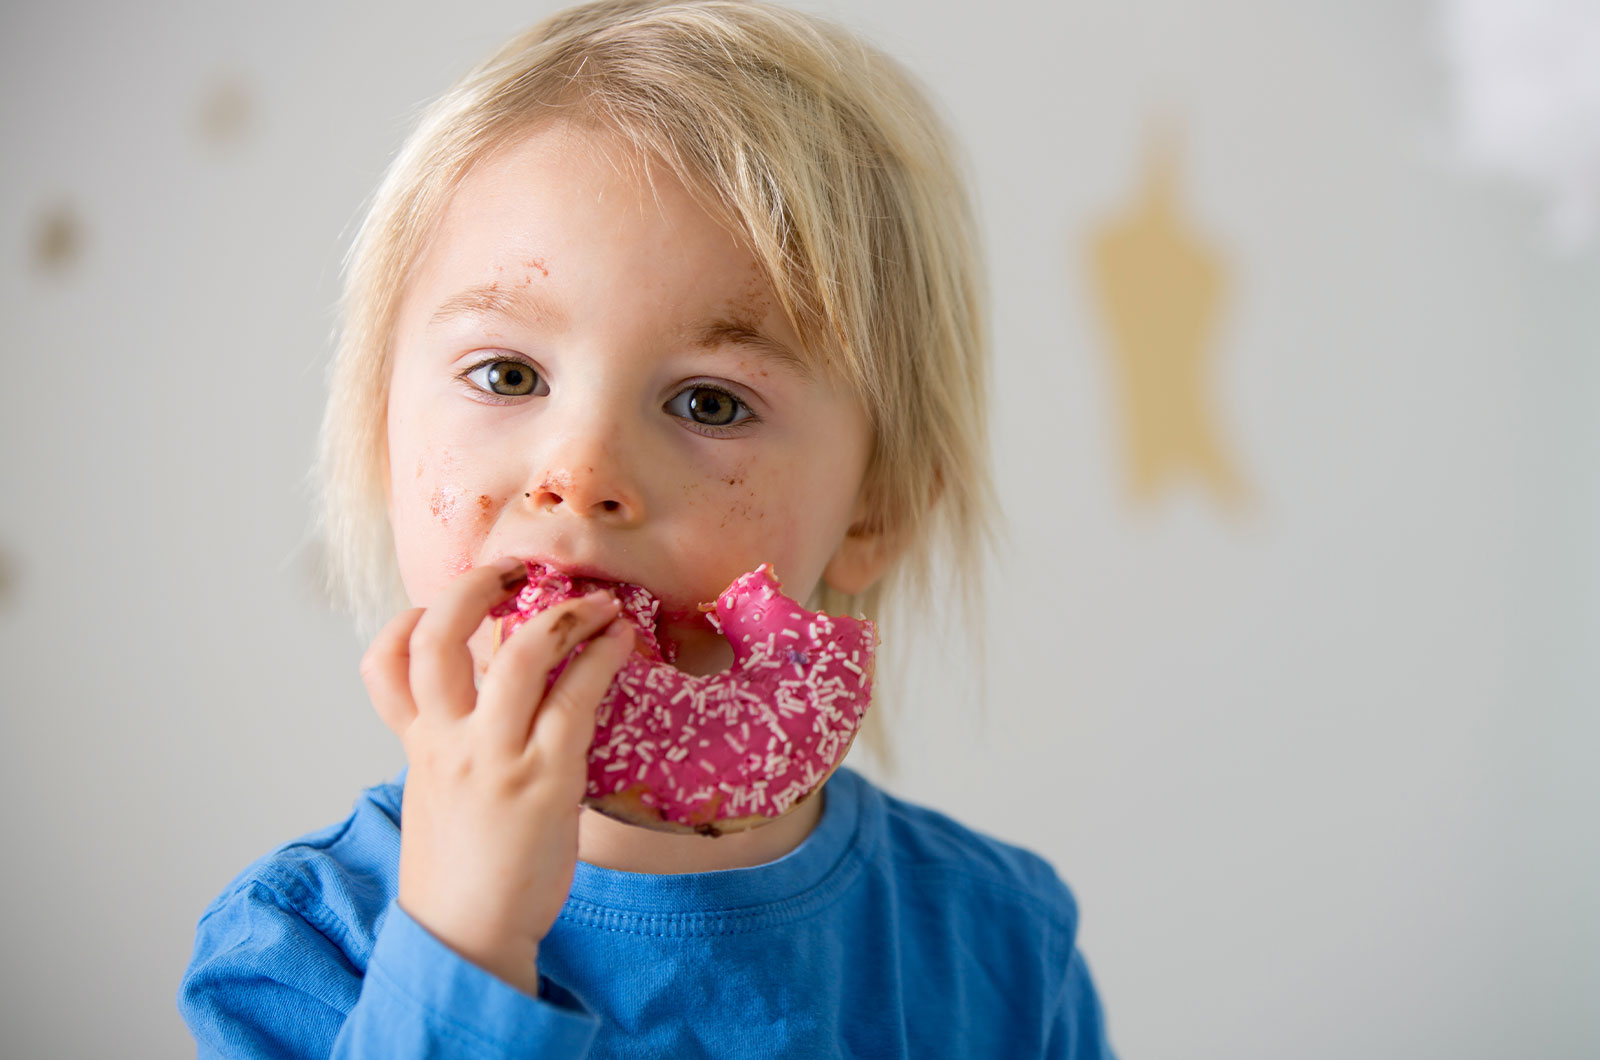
[385,123,876,676]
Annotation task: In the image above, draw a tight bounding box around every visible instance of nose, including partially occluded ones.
[524,438,645,525]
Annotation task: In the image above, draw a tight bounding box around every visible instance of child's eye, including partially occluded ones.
[461,358,548,398]
[665,385,755,431]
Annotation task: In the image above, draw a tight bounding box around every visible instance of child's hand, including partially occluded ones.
[359,556,634,996]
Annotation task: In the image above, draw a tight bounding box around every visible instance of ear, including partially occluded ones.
[822,501,897,597]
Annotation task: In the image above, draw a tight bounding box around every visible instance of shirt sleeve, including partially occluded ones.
[178,880,599,1059]
[1044,947,1117,1060]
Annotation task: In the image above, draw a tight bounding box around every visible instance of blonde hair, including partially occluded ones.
[316,0,995,754]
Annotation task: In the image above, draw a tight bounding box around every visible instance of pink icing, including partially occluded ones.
[490,562,877,833]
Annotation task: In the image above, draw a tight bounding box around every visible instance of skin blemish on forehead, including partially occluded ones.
[526,256,549,278]
[724,269,775,336]
[691,260,821,383]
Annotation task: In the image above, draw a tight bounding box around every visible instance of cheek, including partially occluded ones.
[702,463,761,531]
[695,464,815,575]
[714,476,764,532]
[391,445,498,604]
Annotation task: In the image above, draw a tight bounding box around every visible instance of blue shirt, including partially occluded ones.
[179,766,1115,1058]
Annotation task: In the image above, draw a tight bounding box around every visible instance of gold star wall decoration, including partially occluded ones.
[32,202,84,275]
[1088,124,1250,511]
[197,75,254,150]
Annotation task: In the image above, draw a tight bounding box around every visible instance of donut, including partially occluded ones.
[489,562,877,835]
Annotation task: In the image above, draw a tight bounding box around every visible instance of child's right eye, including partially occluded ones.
[461,357,549,399]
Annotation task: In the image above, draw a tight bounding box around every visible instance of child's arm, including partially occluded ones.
[359,557,634,995]
[180,881,598,1058]
[1044,948,1118,1059]
[180,559,630,1057]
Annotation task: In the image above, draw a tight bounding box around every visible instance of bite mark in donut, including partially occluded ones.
[490,562,877,834]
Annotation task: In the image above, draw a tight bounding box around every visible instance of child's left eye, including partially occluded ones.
[665,385,755,431]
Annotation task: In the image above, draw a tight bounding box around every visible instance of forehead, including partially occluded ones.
[399,124,810,365]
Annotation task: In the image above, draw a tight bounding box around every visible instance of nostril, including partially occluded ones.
[601,500,621,513]
[527,489,563,512]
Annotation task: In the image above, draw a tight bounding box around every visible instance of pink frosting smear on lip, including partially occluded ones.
[490,561,878,832]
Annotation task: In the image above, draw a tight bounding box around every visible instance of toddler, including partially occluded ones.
[179,1,1115,1056]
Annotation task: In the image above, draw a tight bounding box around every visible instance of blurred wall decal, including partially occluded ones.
[1088,125,1250,512]
[1438,0,1600,251]
[196,74,255,150]
[31,201,85,275]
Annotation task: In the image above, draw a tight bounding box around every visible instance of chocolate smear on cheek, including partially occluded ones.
[428,487,461,525]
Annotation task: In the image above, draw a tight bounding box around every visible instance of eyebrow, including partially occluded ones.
[688,319,814,381]
[429,282,567,331]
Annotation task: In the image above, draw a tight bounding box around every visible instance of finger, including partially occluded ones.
[528,616,635,790]
[360,607,426,736]
[407,557,529,720]
[474,591,622,751]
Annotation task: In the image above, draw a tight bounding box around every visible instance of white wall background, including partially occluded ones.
[1,1,1595,1057]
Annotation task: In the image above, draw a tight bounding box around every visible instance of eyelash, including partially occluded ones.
[456,356,759,437]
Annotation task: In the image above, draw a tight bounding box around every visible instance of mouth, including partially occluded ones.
[490,558,679,662]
